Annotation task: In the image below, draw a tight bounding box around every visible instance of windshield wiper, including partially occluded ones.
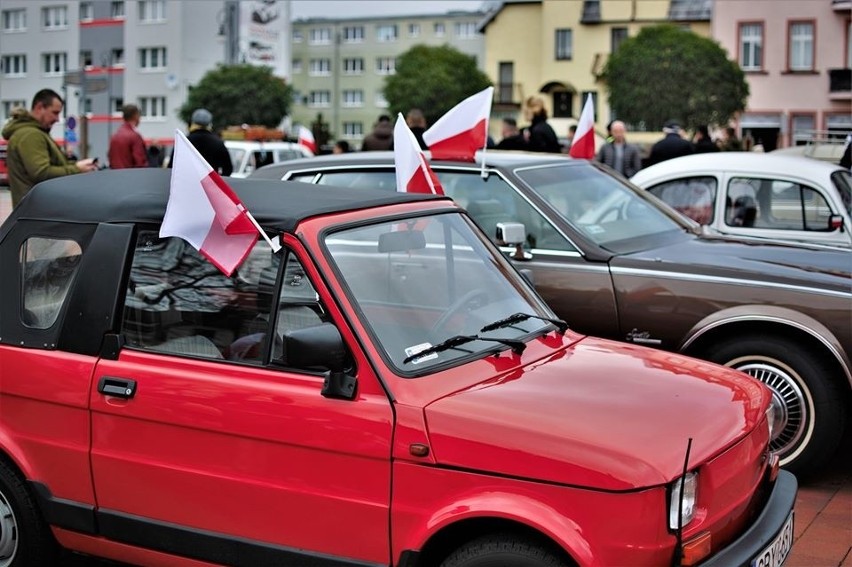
[480,312,569,334]
[403,334,526,364]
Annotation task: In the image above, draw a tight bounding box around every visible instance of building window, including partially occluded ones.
[343,122,363,138]
[293,29,303,43]
[139,47,167,70]
[375,92,389,108]
[292,58,302,73]
[111,48,125,66]
[42,6,68,30]
[790,114,815,145]
[343,26,364,42]
[552,92,573,118]
[139,0,166,22]
[739,22,763,71]
[376,57,396,75]
[377,24,397,42]
[79,2,94,21]
[111,1,125,18]
[434,22,445,37]
[455,22,476,39]
[580,90,598,121]
[788,21,814,71]
[2,9,27,32]
[309,58,331,76]
[408,23,420,37]
[139,96,166,118]
[342,90,364,107]
[497,61,514,104]
[555,29,573,60]
[343,57,364,74]
[1,55,27,77]
[2,100,26,121]
[80,50,93,67]
[111,97,125,115]
[309,27,331,45]
[308,91,331,107]
[42,52,67,76]
[611,27,628,53]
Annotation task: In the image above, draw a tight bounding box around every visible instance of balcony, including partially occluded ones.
[494,83,524,108]
[832,0,851,11]
[829,68,851,100]
[581,0,601,24]
[668,0,712,21]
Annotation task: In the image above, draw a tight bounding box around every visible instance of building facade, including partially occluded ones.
[0,0,291,163]
[289,9,486,150]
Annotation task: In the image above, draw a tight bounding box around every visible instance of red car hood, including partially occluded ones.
[424,337,769,490]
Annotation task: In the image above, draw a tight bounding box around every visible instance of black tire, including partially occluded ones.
[0,459,58,566]
[441,533,570,567]
[704,335,848,478]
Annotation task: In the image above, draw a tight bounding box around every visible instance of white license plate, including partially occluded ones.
[750,511,794,567]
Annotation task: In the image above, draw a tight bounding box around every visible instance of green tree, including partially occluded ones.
[178,64,293,129]
[602,24,748,130]
[383,45,492,126]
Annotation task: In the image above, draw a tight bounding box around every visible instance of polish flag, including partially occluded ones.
[160,130,259,276]
[297,125,317,154]
[569,94,596,159]
[394,114,444,195]
[423,86,493,162]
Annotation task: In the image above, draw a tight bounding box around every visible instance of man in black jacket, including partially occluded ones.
[647,120,694,166]
[169,109,233,176]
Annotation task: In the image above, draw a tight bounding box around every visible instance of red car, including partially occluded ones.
[0,170,794,566]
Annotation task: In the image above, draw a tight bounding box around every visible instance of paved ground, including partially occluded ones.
[4,186,850,565]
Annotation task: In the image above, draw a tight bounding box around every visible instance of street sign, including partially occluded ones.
[66,116,76,130]
[65,129,77,143]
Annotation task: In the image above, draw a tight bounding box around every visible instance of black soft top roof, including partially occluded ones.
[8,169,448,233]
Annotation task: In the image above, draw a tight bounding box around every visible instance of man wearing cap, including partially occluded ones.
[170,108,233,176]
[647,119,694,166]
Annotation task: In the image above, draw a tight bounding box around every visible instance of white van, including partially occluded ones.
[225,140,314,178]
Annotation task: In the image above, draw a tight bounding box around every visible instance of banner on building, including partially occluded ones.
[241,0,288,76]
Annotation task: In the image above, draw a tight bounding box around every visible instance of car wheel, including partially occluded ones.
[705,336,847,477]
[0,459,57,566]
[440,534,570,567]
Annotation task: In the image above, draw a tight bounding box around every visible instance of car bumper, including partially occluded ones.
[699,470,797,567]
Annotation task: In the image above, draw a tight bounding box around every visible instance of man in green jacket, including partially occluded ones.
[2,89,97,207]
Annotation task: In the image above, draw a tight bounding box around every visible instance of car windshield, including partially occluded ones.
[324,212,555,373]
[514,163,686,249]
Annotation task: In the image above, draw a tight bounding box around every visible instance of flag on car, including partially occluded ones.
[394,113,444,195]
[297,125,317,154]
[569,94,596,159]
[423,86,493,162]
[160,129,259,277]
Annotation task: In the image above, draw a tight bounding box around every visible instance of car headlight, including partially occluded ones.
[669,471,698,530]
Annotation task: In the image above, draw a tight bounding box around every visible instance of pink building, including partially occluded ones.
[712,0,851,151]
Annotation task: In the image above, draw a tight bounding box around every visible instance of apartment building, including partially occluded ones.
[289,9,486,150]
[712,0,851,150]
[0,0,290,162]
[480,0,713,145]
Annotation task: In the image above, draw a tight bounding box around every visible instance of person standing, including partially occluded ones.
[1,89,97,208]
[405,108,428,150]
[495,118,527,150]
[595,120,642,178]
[720,126,743,151]
[361,115,394,151]
[522,96,561,153]
[108,104,148,169]
[692,125,720,154]
[647,120,694,166]
[170,109,232,176]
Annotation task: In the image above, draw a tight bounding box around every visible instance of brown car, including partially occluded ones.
[250,151,852,478]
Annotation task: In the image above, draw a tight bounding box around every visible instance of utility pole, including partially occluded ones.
[224,0,241,65]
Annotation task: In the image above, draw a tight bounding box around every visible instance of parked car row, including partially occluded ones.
[250,150,852,478]
[0,169,796,566]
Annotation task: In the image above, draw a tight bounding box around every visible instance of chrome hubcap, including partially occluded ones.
[0,490,18,566]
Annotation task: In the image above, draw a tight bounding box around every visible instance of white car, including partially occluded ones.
[631,153,852,248]
[225,140,314,178]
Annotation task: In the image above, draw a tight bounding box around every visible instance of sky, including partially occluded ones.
[290,0,492,20]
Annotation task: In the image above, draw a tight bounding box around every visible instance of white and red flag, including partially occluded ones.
[394,113,444,195]
[297,125,317,154]
[423,86,493,162]
[160,129,259,276]
[569,93,596,159]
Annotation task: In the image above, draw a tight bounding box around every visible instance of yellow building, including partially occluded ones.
[480,0,712,149]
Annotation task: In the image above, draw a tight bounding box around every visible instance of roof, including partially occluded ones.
[8,169,448,234]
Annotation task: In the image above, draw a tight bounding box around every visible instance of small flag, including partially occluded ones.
[160,130,259,276]
[569,94,596,159]
[297,125,317,154]
[393,113,444,195]
[423,86,493,162]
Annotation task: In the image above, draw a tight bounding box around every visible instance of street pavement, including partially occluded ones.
[3,186,850,565]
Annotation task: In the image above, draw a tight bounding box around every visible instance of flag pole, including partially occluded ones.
[242,207,282,252]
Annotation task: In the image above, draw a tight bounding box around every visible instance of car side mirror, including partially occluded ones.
[283,323,356,400]
[829,214,844,232]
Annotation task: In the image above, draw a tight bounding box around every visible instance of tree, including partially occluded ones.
[179,64,293,129]
[602,25,749,131]
[383,45,492,126]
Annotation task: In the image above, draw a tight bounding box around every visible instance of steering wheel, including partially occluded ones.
[430,289,489,336]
